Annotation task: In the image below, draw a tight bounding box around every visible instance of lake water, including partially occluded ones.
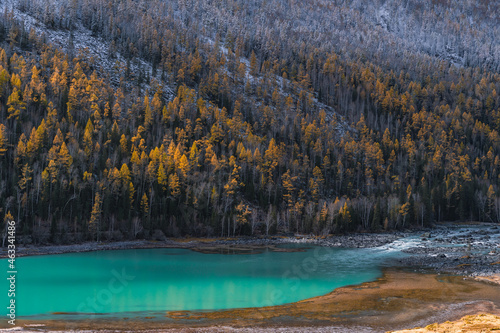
[2,245,407,318]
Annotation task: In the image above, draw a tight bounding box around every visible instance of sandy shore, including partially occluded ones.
[390,313,500,333]
[474,273,500,285]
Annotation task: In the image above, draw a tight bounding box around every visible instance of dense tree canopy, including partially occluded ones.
[0,0,499,243]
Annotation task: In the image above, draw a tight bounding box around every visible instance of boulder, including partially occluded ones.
[152,229,167,241]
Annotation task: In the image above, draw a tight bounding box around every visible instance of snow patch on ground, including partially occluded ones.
[1,0,175,100]
[204,37,352,138]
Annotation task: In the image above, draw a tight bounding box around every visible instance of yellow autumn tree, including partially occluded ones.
[141,192,149,218]
[0,124,8,157]
[7,88,25,120]
[178,154,190,179]
[89,192,102,239]
[58,142,73,172]
[157,163,168,191]
[119,163,131,185]
[169,173,181,198]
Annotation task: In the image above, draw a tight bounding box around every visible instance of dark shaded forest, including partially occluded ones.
[0,0,499,243]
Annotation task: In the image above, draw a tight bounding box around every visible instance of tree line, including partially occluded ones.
[0,0,499,243]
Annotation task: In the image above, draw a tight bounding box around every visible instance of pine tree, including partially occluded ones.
[282,170,297,209]
[486,185,495,222]
[250,50,258,75]
[235,201,251,227]
[119,164,131,185]
[18,163,32,192]
[0,124,8,157]
[7,88,25,120]
[89,192,102,240]
[120,134,128,154]
[189,142,199,168]
[158,163,168,191]
[399,202,410,229]
[178,154,190,179]
[141,192,149,219]
[29,65,46,103]
[58,142,73,172]
[143,95,152,128]
[169,173,181,198]
[83,119,94,158]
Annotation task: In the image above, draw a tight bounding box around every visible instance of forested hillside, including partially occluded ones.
[0,0,499,243]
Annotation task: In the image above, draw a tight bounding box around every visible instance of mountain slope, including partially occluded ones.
[0,0,499,243]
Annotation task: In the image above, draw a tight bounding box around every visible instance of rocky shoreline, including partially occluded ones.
[2,224,500,333]
[3,222,499,279]
[394,223,500,279]
[1,232,403,258]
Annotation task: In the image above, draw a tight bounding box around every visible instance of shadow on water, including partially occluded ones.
[190,244,310,255]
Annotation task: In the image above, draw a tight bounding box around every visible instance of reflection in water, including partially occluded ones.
[3,245,407,317]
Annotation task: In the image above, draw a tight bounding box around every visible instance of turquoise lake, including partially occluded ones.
[2,245,407,318]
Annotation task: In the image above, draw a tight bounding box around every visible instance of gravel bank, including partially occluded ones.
[0,232,402,258]
[394,223,500,277]
[2,223,499,333]
[0,223,500,282]
[3,223,499,279]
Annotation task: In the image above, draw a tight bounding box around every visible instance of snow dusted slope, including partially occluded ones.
[204,38,352,138]
[1,0,349,135]
[0,0,175,99]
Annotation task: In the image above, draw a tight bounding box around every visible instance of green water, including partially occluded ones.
[2,245,404,317]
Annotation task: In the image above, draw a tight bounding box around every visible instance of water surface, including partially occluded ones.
[2,245,406,318]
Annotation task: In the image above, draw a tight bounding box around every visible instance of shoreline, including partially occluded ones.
[4,222,499,278]
[2,232,404,258]
[2,222,499,332]
[7,269,500,332]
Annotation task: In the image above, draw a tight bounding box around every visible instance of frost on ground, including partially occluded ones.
[0,0,175,100]
[203,37,352,139]
[2,0,349,136]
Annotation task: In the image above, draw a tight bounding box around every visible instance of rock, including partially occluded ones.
[421,232,431,238]
[111,230,124,241]
[152,229,167,241]
[135,230,147,239]
[19,235,33,244]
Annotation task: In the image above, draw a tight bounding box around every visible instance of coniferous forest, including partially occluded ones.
[0,0,499,243]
